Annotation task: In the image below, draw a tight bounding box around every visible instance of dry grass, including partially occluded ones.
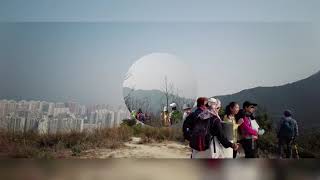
[0,124,184,159]
[0,124,185,159]
[0,125,134,159]
[131,124,184,143]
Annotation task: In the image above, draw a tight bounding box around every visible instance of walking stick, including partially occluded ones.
[291,140,300,159]
[294,144,300,159]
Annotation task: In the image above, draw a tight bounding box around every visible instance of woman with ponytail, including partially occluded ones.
[223,102,243,158]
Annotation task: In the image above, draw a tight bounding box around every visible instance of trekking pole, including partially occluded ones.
[293,144,300,159]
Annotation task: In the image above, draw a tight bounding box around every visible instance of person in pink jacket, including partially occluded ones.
[237,101,259,158]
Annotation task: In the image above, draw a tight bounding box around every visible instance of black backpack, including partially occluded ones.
[183,109,202,141]
[279,118,294,138]
[189,117,213,151]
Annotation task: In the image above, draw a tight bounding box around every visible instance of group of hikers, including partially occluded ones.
[160,103,191,127]
[179,97,299,159]
[131,96,299,159]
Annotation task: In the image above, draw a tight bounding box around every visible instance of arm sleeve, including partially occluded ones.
[211,118,233,148]
[239,120,258,136]
[294,120,299,138]
[182,114,193,141]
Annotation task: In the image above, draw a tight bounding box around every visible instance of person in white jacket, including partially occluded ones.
[182,104,192,122]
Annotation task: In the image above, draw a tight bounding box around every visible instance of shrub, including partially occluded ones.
[71,144,84,156]
[121,119,137,127]
[258,130,278,157]
[125,124,184,143]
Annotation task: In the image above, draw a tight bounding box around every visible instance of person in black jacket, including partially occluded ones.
[183,97,208,141]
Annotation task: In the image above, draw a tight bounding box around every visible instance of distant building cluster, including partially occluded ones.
[0,99,130,134]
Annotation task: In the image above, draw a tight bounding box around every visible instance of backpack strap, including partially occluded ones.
[212,136,216,153]
[202,116,216,153]
[210,116,219,154]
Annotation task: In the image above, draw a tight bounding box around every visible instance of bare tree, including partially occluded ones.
[161,76,175,112]
[142,97,151,113]
[124,88,151,116]
[170,87,182,110]
[124,89,134,113]
[123,71,136,113]
[162,77,184,110]
[161,78,195,112]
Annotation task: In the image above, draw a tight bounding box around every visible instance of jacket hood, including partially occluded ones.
[198,109,214,120]
[282,116,293,121]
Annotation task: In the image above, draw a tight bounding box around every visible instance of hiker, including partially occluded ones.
[169,103,183,125]
[223,102,243,158]
[183,97,208,141]
[182,104,192,122]
[238,101,259,158]
[161,106,170,127]
[136,108,145,123]
[277,110,299,158]
[131,110,137,120]
[184,97,239,159]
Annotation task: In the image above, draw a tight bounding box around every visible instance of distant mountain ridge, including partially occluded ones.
[217,71,320,131]
[123,71,320,131]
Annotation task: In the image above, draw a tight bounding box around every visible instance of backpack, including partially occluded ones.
[189,116,213,151]
[137,113,145,122]
[182,112,195,141]
[279,118,294,138]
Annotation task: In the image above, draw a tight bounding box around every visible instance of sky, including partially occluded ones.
[123,53,198,98]
[0,1,320,106]
[0,0,320,22]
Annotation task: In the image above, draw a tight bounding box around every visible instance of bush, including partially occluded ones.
[121,119,137,127]
[126,124,184,143]
[296,129,320,158]
[71,144,84,156]
[36,148,55,159]
[258,131,278,157]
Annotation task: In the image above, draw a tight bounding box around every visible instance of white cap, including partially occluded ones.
[163,106,168,111]
[170,103,177,108]
[207,97,221,108]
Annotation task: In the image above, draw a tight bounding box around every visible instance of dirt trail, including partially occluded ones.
[81,137,191,158]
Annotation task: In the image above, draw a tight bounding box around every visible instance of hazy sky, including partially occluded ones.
[0,1,320,106]
[123,53,198,98]
[0,0,320,22]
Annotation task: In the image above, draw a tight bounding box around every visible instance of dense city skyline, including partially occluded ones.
[0,98,130,134]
